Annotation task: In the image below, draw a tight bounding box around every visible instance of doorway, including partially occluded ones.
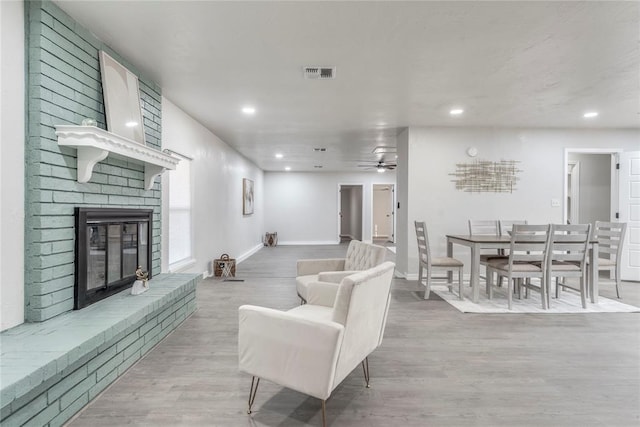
[339,184,363,242]
[565,152,613,225]
[372,184,394,243]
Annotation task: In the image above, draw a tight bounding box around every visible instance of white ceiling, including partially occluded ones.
[55,1,640,172]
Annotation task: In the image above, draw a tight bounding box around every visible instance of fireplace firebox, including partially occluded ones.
[75,207,153,309]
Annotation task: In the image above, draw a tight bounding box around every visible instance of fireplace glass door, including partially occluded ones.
[76,208,153,309]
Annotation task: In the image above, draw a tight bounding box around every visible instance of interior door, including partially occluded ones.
[618,151,640,281]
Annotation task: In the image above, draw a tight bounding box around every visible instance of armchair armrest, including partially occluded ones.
[297,258,346,276]
[306,281,340,307]
[238,305,344,400]
[317,270,359,283]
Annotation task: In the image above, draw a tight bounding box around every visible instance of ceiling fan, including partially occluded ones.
[357,159,397,172]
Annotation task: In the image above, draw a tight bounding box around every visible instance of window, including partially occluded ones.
[168,153,192,268]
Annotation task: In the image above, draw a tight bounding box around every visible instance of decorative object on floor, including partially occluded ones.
[214,253,236,278]
[243,178,254,215]
[296,240,386,304]
[239,262,396,427]
[99,51,145,145]
[450,159,522,193]
[263,232,278,247]
[431,282,639,314]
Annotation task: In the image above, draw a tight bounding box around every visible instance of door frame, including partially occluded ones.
[563,148,623,225]
[337,183,364,242]
[567,161,580,224]
[371,183,395,243]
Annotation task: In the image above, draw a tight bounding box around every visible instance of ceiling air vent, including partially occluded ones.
[303,66,336,79]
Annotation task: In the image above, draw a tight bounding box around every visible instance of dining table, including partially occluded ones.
[445,234,600,304]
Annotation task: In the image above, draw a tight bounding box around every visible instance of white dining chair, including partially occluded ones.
[486,224,550,310]
[415,221,464,300]
[550,224,592,309]
[591,221,627,298]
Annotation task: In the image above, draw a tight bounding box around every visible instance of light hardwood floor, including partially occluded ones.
[68,244,640,426]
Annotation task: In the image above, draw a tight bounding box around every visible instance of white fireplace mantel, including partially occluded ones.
[55,125,180,190]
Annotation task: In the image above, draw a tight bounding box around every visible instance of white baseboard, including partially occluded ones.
[237,243,264,263]
[278,240,340,245]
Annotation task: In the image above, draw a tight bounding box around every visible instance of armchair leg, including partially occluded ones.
[362,357,371,388]
[321,399,327,427]
[247,376,260,414]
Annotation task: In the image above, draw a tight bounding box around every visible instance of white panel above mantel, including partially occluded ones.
[55,125,180,190]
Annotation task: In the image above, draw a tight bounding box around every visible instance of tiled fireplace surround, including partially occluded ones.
[0,2,198,426]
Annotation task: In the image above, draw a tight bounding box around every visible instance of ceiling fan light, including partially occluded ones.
[377,167,385,173]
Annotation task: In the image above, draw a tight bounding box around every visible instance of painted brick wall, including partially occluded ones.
[25,1,163,322]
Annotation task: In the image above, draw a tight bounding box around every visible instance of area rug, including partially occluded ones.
[431,283,640,314]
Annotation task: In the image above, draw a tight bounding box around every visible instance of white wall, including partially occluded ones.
[1,0,25,331]
[264,172,396,244]
[398,127,640,278]
[161,98,264,277]
[568,153,611,225]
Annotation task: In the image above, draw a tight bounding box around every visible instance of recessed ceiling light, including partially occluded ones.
[313,148,327,152]
[275,153,283,159]
[583,111,599,118]
[242,106,256,115]
[285,166,291,171]
[450,108,464,116]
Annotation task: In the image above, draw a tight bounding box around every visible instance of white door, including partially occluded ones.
[619,151,640,281]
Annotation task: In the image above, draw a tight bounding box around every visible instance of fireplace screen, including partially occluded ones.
[76,208,153,309]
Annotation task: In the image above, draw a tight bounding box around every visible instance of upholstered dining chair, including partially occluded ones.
[486,224,550,310]
[550,224,592,309]
[592,221,627,298]
[238,262,396,427]
[415,221,464,300]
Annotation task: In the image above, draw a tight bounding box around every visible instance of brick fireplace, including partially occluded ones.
[24,0,162,322]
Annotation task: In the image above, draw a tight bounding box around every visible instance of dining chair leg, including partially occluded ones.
[424,272,432,300]
[486,268,494,299]
[507,276,513,310]
[615,268,621,299]
[580,276,587,309]
[247,376,260,414]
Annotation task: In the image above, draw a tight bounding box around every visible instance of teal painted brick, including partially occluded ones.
[123,337,143,361]
[29,293,53,309]
[107,175,128,186]
[59,374,95,410]
[23,400,60,427]
[100,184,122,195]
[50,393,89,427]
[36,228,73,242]
[83,193,108,204]
[52,191,83,204]
[117,350,141,376]
[51,240,74,253]
[2,394,47,427]
[143,323,162,344]
[33,215,73,228]
[47,365,87,404]
[95,352,123,382]
[87,368,117,401]
[86,345,116,374]
[32,202,74,216]
[33,276,73,295]
[87,172,108,185]
[138,317,158,337]
[116,331,139,353]
[108,195,132,205]
[36,252,74,270]
[50,165,77,180]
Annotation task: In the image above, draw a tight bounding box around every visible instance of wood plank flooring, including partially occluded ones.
[68,244,640,426]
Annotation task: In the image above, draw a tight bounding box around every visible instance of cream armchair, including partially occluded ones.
[296,240,387,303]
[238,261,396,427]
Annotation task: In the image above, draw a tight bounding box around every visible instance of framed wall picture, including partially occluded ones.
[243,178,254,215]
[99,51,146,145]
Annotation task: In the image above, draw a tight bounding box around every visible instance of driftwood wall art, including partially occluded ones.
[450,159,522,193]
